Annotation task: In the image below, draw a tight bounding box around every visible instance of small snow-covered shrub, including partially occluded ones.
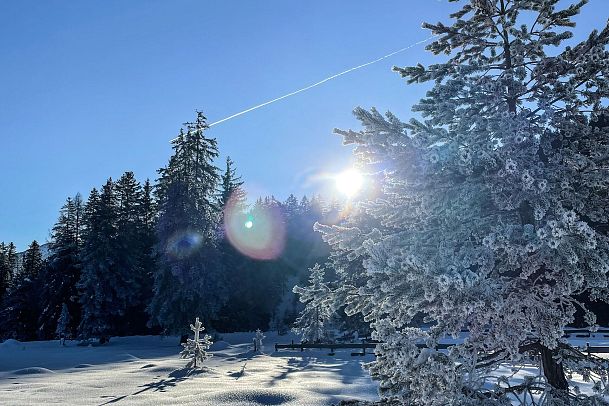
[180,317,212,369]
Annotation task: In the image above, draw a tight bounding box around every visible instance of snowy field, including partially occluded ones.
[2,332,609,406]
[0,332,379,406]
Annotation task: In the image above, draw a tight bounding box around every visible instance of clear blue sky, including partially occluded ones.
[1,0,606,250]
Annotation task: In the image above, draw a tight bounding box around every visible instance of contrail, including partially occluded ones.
[173,35,435,140]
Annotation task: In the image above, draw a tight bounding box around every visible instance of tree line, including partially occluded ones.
[0,113,338,342]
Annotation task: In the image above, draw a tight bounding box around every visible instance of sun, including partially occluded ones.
[335,169,364,197]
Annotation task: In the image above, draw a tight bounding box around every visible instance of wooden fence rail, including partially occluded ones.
[275,341,609,355]
[274,342,453,353]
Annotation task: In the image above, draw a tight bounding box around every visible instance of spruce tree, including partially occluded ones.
[6,242,18,277]
[324,0,609,403]
[38,195,84,339]
[0,240,44,340]
[132,179,157,333]
[215,157,251,331]
[292,264,333,343]
[0,242,18,303]
[148,112,225,338]
[78,180,126,342]
[219,156,245,210]
[0,243,11,304]
[114,172,150,335]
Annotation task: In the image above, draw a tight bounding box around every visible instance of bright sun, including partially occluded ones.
[335,169,364,197]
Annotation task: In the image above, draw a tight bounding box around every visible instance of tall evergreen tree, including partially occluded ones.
[292,264,333,343]
[131,179,157,334]
[215,158,252,331]
[0,240,44,340]
[78,180,127,342]
[323,0,609,403]
[114,172,150,335]
[0,243,12,304]
[148,112,225,337]
[38,195,84,339]
[219,156,245,210]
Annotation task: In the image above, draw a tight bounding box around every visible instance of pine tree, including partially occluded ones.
[283,194,299,221]
[0,243,11,304]
[56,303,71,345]
[253,329,265,352]
[292,264,333,343]
[5,242,18,278]
[219,156,245,210]
[38,195,84,339]
[114,172,152,335]
[0,242,19,304]
[324,1,609,403]
[180,317,212,368]
[78,180,126,342]
[215,158,253,332]
[132,179,157,333]
[0,240,44,340]
[149,112,225,338]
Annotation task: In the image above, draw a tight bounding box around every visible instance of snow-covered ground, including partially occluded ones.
[2,331,609,405]
[0,332,379,406]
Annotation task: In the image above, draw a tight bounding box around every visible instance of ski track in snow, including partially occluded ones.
[0,332,378,406]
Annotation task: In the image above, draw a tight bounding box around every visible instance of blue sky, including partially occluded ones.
[1,0,607,250]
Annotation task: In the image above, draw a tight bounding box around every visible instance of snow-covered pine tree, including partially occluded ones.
[0,240,44,340]
[56,303,71,345]
[322,0,609,403]
[315,207,375,339]
[253,329,265,352]
[180,317,212,368]
[292,264,334,343]
[38,195,84,340]
[148,112,225,340]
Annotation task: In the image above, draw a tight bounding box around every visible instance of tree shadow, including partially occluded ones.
[267,356,314,386]
[268,351,372,387]
[97,367,206,405]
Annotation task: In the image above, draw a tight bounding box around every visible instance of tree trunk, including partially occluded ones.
[540,345,569,391]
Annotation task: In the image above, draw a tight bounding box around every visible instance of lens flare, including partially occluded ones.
[335,169,364,197]
[223,193,286,260]
[166,230,203,259]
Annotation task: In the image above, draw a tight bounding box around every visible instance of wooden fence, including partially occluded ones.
[275,328,609,355]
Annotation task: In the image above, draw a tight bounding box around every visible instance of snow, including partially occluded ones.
[2,331,607,405]
[0,332,379,405]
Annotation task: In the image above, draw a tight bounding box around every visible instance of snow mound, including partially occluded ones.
[73,364,94,369]
[0,339,22,349]
[209,340,231,351]
[12,367,55,375]
[213,389,295,405]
